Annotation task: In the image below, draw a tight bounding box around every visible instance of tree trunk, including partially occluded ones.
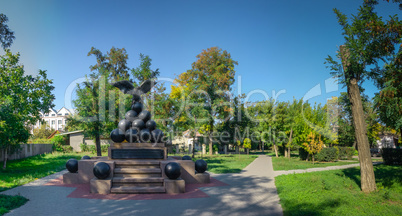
[262,141,264,153]
[352,141,357,149]
[284,149,288,157]
[209,121,213,155]
[306,153,309,161]
[247,148,249,155]
[288,128,293,158]
[3,148,7,169]
[312,154,315,165]
[95,135,101,156]
[274,144,278,157]
[341,45,377,193]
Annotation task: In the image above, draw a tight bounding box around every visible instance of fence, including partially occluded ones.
[0,144,53,161]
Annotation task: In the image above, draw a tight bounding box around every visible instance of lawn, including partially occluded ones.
[275,165,402,216]
[0,194,28,215]
[272,156,361,171]
[0,152,97,192]
[192,154,258,174]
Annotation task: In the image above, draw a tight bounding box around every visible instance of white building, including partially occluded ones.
[32,107,73,132]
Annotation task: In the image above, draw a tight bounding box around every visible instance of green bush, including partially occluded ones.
[51,135,68,152]
[299,148,311,160]
[338,147,355,160]
[316,147,338,162]
[80,143,89,152]
[29,138,52,144]
[81,144,110,154]
[381,148,402,165]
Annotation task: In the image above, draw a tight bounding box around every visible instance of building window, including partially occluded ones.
[51,120,55,125]
[65,120,68,124]
[58,113,62,116]
[51,114,55,117]
[58,120,62,124]
[65,113,69,116]
[45,114,49,117]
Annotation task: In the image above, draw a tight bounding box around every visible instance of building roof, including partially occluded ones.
[57,130,84,136]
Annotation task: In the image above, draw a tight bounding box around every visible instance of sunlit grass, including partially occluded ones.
[272,156,360,171]
[275,165,402,215]
[0,152,97,192]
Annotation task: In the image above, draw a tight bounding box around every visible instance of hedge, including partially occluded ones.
[337,147,355,160]
[316,147,338,162]
[381,148,402,165]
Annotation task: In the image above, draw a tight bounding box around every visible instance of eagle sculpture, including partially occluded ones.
[111,80,157,102]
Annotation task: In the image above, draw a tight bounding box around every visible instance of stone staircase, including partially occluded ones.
[111,160,165,194]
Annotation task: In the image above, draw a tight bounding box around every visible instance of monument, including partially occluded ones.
[63,80,210,194]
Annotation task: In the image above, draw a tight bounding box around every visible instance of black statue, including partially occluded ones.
[111,80,157,102]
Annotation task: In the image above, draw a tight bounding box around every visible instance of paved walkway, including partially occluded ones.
[1,155,283,216]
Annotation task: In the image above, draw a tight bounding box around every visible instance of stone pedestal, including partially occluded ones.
[78,160,95,183]
[90,178,112,194]
[195,172,210,183]
[164,179,185,194]
[109,143,167,160]
[63,172,81,184]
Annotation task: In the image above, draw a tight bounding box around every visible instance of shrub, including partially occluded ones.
[299,147,310,160]
[338,147,355,160]
[316,147,338,162]
[80,143,89,152]
[381,148,402,165]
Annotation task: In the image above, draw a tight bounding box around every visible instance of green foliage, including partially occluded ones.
[243,138,251,149]
[298,148,310,161]
[337,147,355,160]
[0,13,15,49]
[275,165,402,215]
[51,135,69,152]
[0,50,54,168]
[80,143,109,154]
[381,148,402,165]
[0,194,28,215]
[316,147,339,162]
[31,123,54,139]
[29,138,52,144]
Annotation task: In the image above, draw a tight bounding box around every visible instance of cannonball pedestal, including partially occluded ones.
[63,172,81,184]
[164,179,185,194]
[90,161,115,195]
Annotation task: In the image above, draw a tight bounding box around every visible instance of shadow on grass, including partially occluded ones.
[282,198,343,216]
[341,164,402,189]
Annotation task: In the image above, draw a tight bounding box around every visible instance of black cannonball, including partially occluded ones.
[118,119,132,132]
[151,129,164,143]
[110,128,126,143]
[182,155,192,160]
[195,159,207,173]
[164,162,181,180]
[138,110,151,123]
[125,110,138,121]
[132,119,145,130]
[125,128,139,143]
[139,128,151,142]
[146,120,157,131]
[93,162,111,179]
[81,155,91,160]
[66,159,78,173]
[131,102,143,113]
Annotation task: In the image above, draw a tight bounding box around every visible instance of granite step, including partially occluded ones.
[114,173,162,178]
[114,168,162,174]
[111,186,166,194]
[113,177,164,183]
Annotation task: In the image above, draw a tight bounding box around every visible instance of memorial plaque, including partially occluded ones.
[111,149,164,159]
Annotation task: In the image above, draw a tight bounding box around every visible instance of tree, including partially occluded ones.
[325,1,402,192]
[302,132,324,164]
[32,123,54,139]
[173,47,237,155]
[0,14,15,49]
[243,138,251,155]
[88,47,130,81]
[0,51,54,169]
[374,62,402,138]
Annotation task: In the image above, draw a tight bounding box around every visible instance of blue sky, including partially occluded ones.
[1,0,400,110]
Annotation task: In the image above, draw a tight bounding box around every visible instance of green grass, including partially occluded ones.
[0,194,28,216]
[275,165,402,216]
[192,154,258,174]
[0,152,97,192]
[272,156,360,171]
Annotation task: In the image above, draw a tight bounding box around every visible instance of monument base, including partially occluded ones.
[63,172,80,184]
[165,179,185,194]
